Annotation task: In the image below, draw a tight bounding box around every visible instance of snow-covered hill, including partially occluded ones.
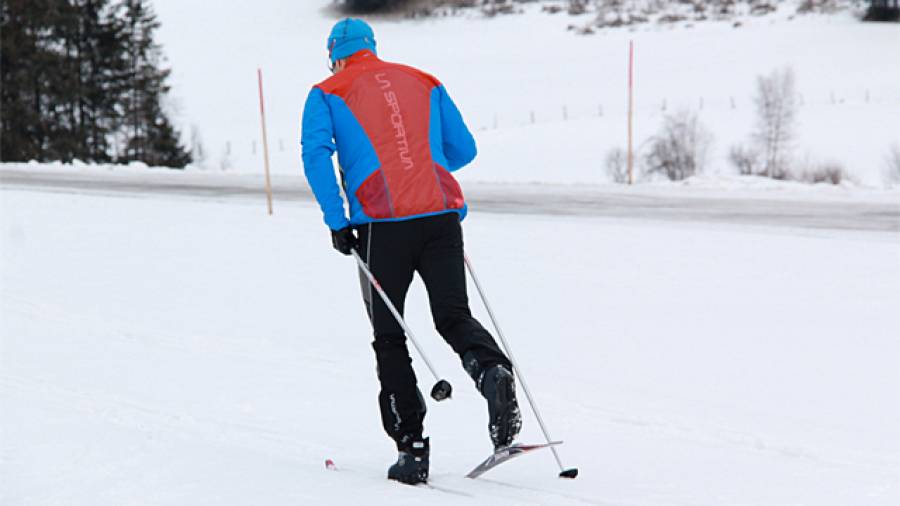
[152,0,899,185]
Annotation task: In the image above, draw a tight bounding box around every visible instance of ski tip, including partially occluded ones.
[510,441,563,450]
[559,468,578,479]
[325,459,337,471]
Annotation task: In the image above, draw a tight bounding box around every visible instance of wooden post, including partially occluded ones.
[257,68,274,215]
[627,40,634,185]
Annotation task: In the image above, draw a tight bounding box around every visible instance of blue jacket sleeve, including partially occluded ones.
[437,85,477,172]
[301,87,349,231]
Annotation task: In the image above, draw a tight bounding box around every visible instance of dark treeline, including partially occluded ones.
[341,0,416,13]
[1,0,191,168]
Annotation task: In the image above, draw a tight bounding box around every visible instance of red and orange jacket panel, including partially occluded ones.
[301,50,477,231]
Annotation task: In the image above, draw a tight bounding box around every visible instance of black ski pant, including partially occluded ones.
[356,212,511,448]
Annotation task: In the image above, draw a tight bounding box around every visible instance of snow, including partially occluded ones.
[2,187,899,504]
[4,163,899,234]
[3,1,900,503]
[151,1,900,185]
[6,159,900,200]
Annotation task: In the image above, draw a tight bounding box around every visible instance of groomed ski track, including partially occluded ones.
[2,167,898,233]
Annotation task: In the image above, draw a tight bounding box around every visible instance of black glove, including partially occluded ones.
[331,226,358,256]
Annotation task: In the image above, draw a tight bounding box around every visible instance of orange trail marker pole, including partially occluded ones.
[257,68,274,215]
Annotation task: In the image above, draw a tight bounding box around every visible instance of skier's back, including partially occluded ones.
[304,29,472,227]
[301,18,521,485]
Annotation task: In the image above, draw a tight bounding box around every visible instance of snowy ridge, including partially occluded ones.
[150,0,900,186]
[6,160,900,193]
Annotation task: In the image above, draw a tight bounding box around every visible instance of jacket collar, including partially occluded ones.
[343,49,378,69]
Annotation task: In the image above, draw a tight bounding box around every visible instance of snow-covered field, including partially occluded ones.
[153,0,900,185]
[3,1,899,504]
[2,187,899,505]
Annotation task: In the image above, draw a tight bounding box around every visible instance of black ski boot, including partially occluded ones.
[387,435,429,485]
[480,364,522,449]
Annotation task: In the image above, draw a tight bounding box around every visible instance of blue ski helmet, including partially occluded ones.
[327,18,376,64]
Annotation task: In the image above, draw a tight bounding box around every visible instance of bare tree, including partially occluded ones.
[604,147,628,183]
[190,125,206,168]
[218,143,233,171]
[799,161,846,185]
[643,110,712,181]
[729,143,760,175]
[886,143,900,185]
[753,67,797,179]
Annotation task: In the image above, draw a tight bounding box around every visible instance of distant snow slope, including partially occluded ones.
[2,188,899,505]
[153,0,899,185]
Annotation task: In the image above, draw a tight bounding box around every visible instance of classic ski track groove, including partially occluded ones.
[0,291,344,376]
[1,374,326,459]
[325,463,607,504]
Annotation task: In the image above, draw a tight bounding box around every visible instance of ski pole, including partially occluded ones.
[351,249,453,402]
[464,253,579,479]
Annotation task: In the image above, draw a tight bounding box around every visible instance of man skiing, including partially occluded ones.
[300,18,521,485]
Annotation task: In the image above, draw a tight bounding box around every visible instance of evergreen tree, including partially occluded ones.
[48,0,122,162]
[1,0,67,161]
[119,0,190,168]
[0,0,190,167]
[72,0,130,162]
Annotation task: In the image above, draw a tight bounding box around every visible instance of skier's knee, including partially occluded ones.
[372,333,407,354]
[434,312,472,338]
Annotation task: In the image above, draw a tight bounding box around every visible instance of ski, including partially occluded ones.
[466,441,563,479]
[325,458,473,496]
